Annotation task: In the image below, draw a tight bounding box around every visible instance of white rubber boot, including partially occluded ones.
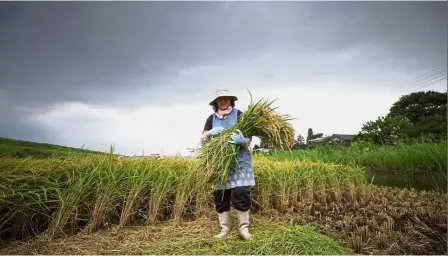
[236,210,252,240]
[214,211,230,238]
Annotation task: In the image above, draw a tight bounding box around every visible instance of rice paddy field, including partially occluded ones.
[0,140,446,255]
[268,141,448,192]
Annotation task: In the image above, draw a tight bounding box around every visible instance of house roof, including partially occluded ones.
[308,137,329,143]
[308,134,356,143]
[331,134,355,141]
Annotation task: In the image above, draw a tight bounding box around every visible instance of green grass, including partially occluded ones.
[0,137,108,158]
[265,141,447,191]
[149,224,351,255]
[267,142,446,169]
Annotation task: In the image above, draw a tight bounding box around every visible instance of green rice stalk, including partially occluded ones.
[146,160,178,225]
[172,159,199,220]
[119,158,155,227]
[48,158,105,236]
[84,156,128,234]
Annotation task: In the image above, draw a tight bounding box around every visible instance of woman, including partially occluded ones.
[201,88,255,240]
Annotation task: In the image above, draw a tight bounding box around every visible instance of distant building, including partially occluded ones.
[252,144,275,153]
[187,148,199,153]
[149,153,163,159]
[330,134,355,142]
[308,134,355,145]
[253,148,272,153]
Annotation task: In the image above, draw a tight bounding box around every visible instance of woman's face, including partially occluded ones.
[217,97,232,110]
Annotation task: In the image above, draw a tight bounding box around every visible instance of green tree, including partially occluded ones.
[292,134,307,149]
[388,90,447,138]
[296,134,305,144]
[355,115,413,145]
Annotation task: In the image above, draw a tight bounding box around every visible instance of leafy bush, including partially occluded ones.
[354,115,413,145]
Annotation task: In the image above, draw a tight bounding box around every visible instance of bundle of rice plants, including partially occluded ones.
[196,90,296,188]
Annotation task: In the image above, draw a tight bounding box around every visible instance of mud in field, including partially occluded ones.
[365,166,447,192]
[260,186,447,255]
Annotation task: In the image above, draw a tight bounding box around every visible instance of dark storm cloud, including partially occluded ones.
[0,1,307,106]
[0,2,212,106]
[310,2,446,65]
[0,123,59,143]
[1,1,446,107]
[0,89,59,141]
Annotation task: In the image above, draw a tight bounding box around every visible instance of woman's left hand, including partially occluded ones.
[228,129,247,145]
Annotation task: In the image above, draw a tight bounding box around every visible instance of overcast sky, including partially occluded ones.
[0,1,446,156]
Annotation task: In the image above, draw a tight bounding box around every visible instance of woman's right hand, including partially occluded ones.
[205,127,225,137]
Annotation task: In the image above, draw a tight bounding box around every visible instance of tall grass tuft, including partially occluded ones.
[49,160,101,236]
[0,163,60,238]
[85,157,128,233]
[119,158,154,227]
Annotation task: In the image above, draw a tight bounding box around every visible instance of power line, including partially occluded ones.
[408,68,447,89]
[414,75,447,90]
[407,68,447,88]
[409,69,446,88]
[409,67,445,82]
[411,72,447,88]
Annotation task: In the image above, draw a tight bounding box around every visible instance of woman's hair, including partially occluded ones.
[212,100,235,112]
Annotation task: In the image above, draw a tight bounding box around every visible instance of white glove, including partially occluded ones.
[204,127,225,137]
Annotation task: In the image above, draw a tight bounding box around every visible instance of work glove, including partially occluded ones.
[204,127,225,137]
[228,129,247,145]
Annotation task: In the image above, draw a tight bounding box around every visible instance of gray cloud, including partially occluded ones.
[0,1,446,144]
[0,123,60,144]
[1,2,445,105]
[1,2,306,106]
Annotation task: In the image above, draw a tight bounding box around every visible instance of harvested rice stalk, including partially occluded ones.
[197,90,295,187]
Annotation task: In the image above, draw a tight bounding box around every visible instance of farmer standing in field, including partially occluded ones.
[201,88,255,240]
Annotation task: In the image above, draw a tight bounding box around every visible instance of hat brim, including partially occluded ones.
[209,96,238,106]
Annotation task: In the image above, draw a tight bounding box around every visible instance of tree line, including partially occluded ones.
[255,90,447,150]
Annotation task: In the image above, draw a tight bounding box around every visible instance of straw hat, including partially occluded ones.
[209,88,238,106]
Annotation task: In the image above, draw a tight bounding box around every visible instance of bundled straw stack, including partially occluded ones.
[197,91,296,187]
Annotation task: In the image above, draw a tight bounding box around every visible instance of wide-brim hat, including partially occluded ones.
[209,88,238,106]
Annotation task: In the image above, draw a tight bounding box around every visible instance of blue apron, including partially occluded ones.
[211,108,256,190]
